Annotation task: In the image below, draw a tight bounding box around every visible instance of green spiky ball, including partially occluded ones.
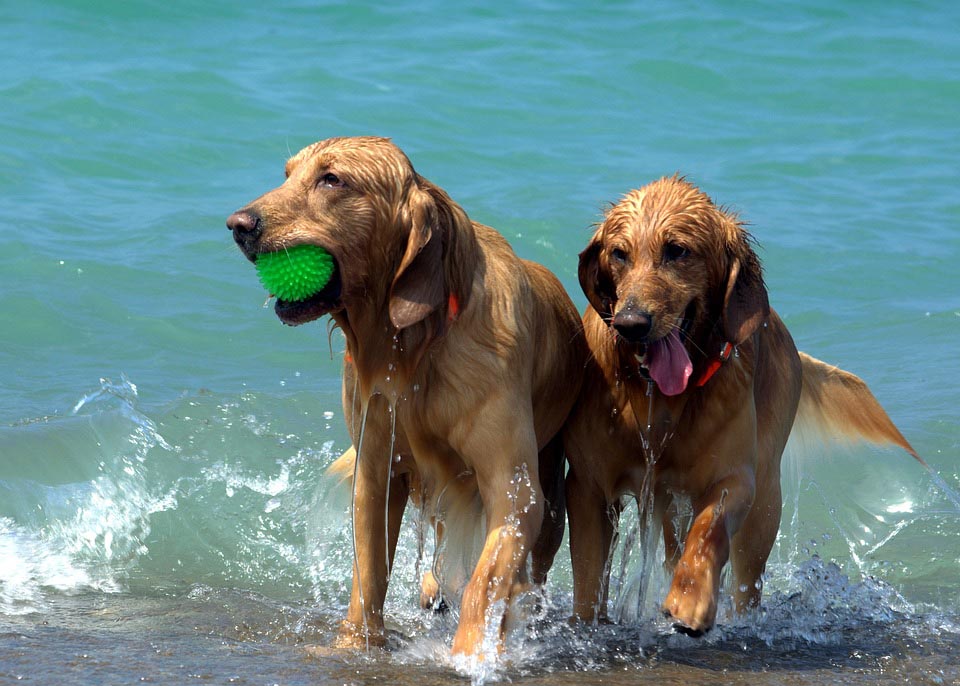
[255,245,334,302]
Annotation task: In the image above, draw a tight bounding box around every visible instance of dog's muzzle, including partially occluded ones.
[227,209,262,260]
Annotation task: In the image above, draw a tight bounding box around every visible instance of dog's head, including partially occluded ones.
[579,176,768,395]
[227,136,463,329]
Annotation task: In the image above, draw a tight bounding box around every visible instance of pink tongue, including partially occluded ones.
[646,330,693,396]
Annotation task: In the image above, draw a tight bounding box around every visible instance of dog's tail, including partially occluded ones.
[326,446,357,484]
[796,352,925,466]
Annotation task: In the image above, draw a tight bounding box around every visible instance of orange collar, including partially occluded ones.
[447,292,460,322]
[694,341,735,387]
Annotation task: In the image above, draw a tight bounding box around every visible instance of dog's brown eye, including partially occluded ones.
[663,243,689,262]
[318,172,345,189]
[610,248,628,264]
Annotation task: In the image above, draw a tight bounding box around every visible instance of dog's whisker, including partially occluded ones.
[565,328,586,347]
[674,320,708,358]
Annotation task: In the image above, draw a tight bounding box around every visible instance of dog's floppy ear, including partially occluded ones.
[389,184,446,330]
[578,231,615,318]
[722,247,769,345]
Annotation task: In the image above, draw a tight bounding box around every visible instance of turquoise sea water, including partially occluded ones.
[2,2,959,683]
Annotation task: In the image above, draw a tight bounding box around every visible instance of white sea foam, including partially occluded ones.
[0,517,102,614]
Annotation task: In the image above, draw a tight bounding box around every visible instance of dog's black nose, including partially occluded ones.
[227,210,262,253]
[613,309,653,342]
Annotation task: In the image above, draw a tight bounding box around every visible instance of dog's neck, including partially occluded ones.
[689,312,741,388]
[334,221,479,404]
[604,314,728,445]
[334,309,439,402]
[616,348,689,444]
[612,313,756,457]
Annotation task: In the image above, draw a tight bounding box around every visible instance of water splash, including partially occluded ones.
[0,517,101,614]
[1,376,177,612]
[925,467,960,511]
[611,380,672,623]
[7,377,957,683]
[2,377,347,615]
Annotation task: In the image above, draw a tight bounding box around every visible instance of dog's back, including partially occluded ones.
[523,258,587,446]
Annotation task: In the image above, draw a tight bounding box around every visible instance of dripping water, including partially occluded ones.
[350,399,372,650]
[613,380,674,623]
[384,401,397,581]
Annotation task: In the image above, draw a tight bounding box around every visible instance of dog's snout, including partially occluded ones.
[613,309,653,343]
[227,209,260,236]
[227,209,262,253]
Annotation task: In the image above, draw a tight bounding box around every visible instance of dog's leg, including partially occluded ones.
[730,461,782,614]
[661,473,753,635]
[420,519,446,611]
[451,490,543,654]
[657,488,682,575]
[450,415,543,656]
[337,397,410,649]
[566,468,615,623]
[530,435,566,586]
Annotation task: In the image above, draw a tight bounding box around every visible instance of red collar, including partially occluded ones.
[694,341,735,387]
[447,292,460,322]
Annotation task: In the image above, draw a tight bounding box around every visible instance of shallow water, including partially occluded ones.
[2,0,960,683]
[2,381,958,684]
[3,580,960,685]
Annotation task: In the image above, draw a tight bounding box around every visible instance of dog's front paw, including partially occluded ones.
[419,571,448,613]
[334,620,386,650]
[661,566,717,636]
[662,609,709,637]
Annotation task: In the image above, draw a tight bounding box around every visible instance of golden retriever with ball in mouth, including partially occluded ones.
[563,175,922,635]
[227,136,585,655]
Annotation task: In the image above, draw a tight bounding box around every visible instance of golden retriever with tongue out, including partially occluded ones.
[563,175,923,635]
